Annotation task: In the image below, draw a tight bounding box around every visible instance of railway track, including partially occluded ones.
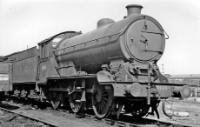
[0,99,196,127]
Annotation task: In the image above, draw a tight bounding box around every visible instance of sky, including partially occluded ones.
[0,0,200,75]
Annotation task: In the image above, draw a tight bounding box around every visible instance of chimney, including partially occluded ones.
[126,4,143,17]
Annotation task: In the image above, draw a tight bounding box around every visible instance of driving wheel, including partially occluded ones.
[92,84,113,119]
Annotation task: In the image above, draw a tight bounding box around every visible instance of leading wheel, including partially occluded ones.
[131,103,149,118]
[92,84,113,119]
[50,92,61,109]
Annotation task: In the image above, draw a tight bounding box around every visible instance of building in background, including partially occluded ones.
[166,74,200,86]
[166,74,200,97]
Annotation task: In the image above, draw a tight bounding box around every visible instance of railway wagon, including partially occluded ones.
[0,61,12,98]
[1,4,181,119]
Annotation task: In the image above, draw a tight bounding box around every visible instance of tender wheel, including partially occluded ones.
[50,92,61,109]
[69,92,83,113]
[92,84,113,119]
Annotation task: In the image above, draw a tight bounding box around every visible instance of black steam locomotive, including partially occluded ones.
[0,4,181,119]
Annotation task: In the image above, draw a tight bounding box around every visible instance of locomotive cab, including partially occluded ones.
[37,31,81,84]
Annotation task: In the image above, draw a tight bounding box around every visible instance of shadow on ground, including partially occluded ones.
[0,103,19,110]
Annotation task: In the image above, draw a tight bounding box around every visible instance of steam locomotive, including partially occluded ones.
[0,4,180,119]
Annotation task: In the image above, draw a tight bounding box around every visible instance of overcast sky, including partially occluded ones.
[0,0,200,75]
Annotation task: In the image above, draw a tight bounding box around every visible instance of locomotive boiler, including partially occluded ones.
[1,4,173,119]
[56,5,165,76]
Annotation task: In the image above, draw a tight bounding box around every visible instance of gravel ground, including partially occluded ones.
[147,98,200,127]
[0,110,48,127]
[1,98,199,127]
